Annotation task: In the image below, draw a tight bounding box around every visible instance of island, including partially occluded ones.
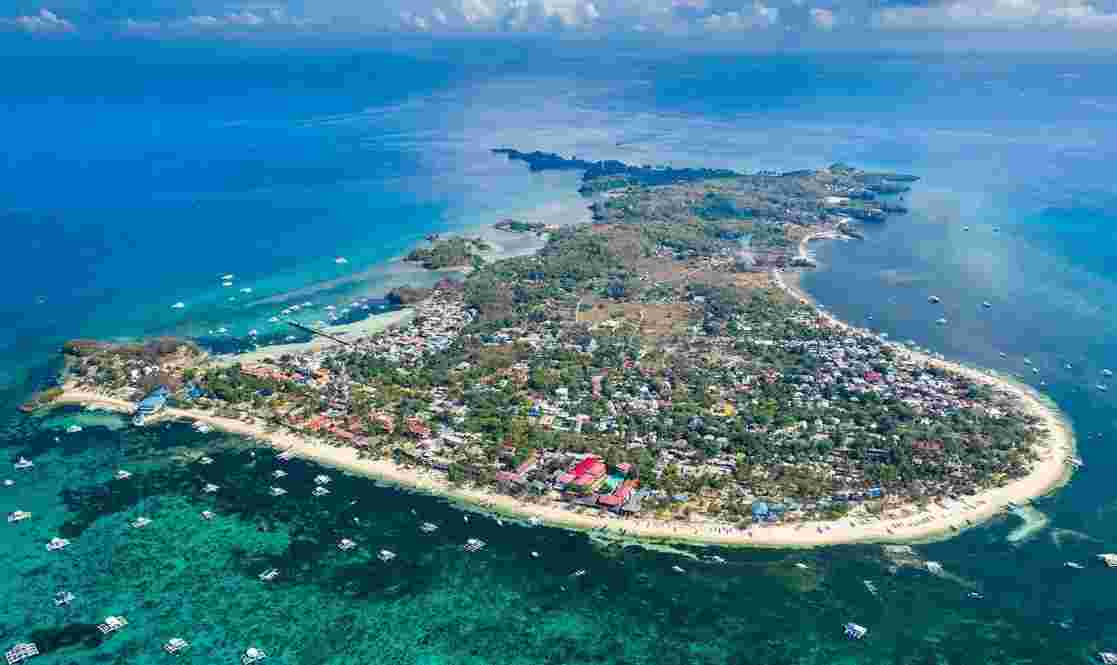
[405,236,491,270]
[42,154,1074,547]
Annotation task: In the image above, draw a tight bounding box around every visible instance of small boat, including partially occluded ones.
[1104,369,1114,377]
[201,510,215,520]
[268,316,280,323]
[496,518,504,526]
[935,318,948,326]
[8,510,31,523]
[338,539,357,552]
[202,483,220,494]
[130,517,152,529]
[710,556,727,564]
[198,455,214,465]
[926,561,944,575]
[312,486,330,497]
[164,638,190,655]
[194,422,213,434]
[927,296,941,304]
[963,225,970,231]
[171,302,185,309]
[97,616,128,635]
[569,569,587,578]
[967,591,985,600]
[313,474,331,485]
[3,480,13,486]
[4,643,39,664]
[794,562,809,570]
[463,515,469,523]
[45,537,70,551]
[13,457,34,471]
[1068,457,1085,469]
[242,647,267,665]
[114,470,132,480]
[1024,358,1032,365]
[1100,652,1117,665]
[528,517,541,527]
[463,538,486,552]
[843,622,868,640]
[241,288,253,294]
[530,551,540,559]
[1098,384,1109,392]
[54,591,75,607]
[258,568,279,582]
[671,565,686,574]
[276,451,293,462]
[999,352,1008,358]
[419,522,438,533]
[269,487,287,497]
[982,301,992,309]
[863,580,879,595]
[66,425,83,434]
[272,470,287,479]
[377,549,397,562]
[1065,561,1085,569]
[335,257,348,264]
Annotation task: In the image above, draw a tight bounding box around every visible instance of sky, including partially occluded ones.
[3,0,1117,49]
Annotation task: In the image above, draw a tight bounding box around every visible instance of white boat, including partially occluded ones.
[378,549,396,562]
[269,487,287,497]
[194,422,213,434]
[463,538,486,552]
[54,591,75,607]
[982,301,992,309]
[3,480,13,487]
[926,561,944,575]
[66,425,83,434]
[419,522,438,533]
[97,616,128,635]
[794,562,809,570]
[201,510,215,521]
[312,487,330,497]
[569,569,587,578]
[1065,561,1085,569]
[242,647,267,665]
[935,318,948,326]
[1099,652,1117,665]
[338,539,356,552]
[221,274,234,281]
[863,580,879,595]
[114,470,132,480]
[272,470,287,479]
[843,622,868,640]
[671,565,686,574]
[335,257,348,264]
[198,455,214,465]
[13,458,34,471]
[1098,384,1109,392]
[222,281,233,288]
[927,296,941,304]
[172,302,185,309]
[528,517,541,527]
[276,451,293,462]
[710,556,728,564]
[130,517,152,529]
[4,643,39,664]
[530,551,540,558]
[163,638,190,655]
[313,474,331,485]
[8,511,31,523]
[45,537,70,551]
[268,316,280,323]
[241,288,253,294]
[1103,369,1113,377]
[1068,457,1085,469]
[203,483,220,494]
[967,591,985,600]
[258,568,279,582]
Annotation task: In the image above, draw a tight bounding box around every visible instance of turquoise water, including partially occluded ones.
[3,45,1117,662]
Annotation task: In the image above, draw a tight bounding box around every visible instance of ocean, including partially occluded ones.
[3,42,1117,663]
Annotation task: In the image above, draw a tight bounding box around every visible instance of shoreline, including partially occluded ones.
[53,357,1075,548]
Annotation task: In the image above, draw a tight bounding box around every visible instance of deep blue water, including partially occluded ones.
[3,43,1117,663]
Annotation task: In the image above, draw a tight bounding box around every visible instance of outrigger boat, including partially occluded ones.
[8,511,31,523]
[114,470,132,480]
[242,647,267,664]
[463,538,486,552]
[843,623,868,640]
[97,616,128,635]
[258,569,279,582]
[130,517,151,529]
[45,537,70,552]
[163,638,190,655]
[53,591,74,607]
[5,643,39,664]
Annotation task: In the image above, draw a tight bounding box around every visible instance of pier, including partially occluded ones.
[283,320,353,347]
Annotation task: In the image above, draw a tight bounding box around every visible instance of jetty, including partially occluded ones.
[97,616,128,635]
[5,643,38,665]
[284,320,353,347]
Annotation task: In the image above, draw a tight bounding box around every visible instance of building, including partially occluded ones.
[133,386,169,426]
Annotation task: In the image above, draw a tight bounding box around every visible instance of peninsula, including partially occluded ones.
[41,154,1074,547]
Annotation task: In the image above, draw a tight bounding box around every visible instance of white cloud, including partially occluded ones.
[123,6,306,34]
[5,8,75,33]
[874,0,1117,30]
[810,7,836,29]
[701,2,780,30]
